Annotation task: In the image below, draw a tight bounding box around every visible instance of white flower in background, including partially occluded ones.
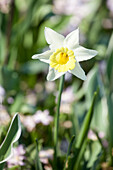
[21,110,53,132]
[107,0,113,13]
[0,85,5,104]
[0,0,12,13]
[32,27,97,81]
[26,91,37,106]
[0,106,10,125]
[39,149,54,164]
[61,86,75,104]
[53,0,96,36]
[21,115,36,132]
[45,81,56,93]
[88,130,97,141]
[55,86,75,114]
[7,145,26,168]
[65,72,72,82]
[53,0,93,16]
[33,110,53,125]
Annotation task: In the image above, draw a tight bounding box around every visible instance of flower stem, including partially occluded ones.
[54,75,65,160]
[35,139,43,170]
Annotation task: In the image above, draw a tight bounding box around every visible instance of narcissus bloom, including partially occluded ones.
[32,27,97,81]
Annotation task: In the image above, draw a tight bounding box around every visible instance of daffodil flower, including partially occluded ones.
[32,27,98,81]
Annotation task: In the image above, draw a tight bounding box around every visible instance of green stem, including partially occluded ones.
[74,139,87,170]
[54,75,65,160]
[63,135,75,170]
[35,139,43,170]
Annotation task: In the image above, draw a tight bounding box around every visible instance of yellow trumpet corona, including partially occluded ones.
[50,47,76,72]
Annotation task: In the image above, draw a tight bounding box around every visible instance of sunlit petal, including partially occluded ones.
[69,61,86,80]
[47,66,65,81]
[64,28,79,50]
[74,46,98,62]
[45,27,64,50]
[32,50,53,63]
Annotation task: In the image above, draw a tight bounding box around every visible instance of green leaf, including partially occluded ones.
[84,65,108,133]
[106,32,113,57]
[75,90,98,149]
[108,94,113,145]
[10,93,24,113]
[106,33,113,92]
[20,60,48,75]
[0,113,21,163]
[2,66,19,91]
[87,141,101,168]
[107,94,113,165]
[68,89,98,170]
[63,135,75,170]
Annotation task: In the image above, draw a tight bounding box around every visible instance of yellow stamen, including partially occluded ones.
[56,52,69,64]
[50,47,76,72]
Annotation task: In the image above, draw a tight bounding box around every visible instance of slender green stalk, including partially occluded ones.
[0,66,2,86]
[74,139,87,170]
[8,47,17,70]
[54,75,65,159]
[107,94,113,166]
[35,139,43,170]
[63,135,75,170]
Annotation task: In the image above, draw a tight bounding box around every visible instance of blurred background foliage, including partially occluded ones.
[0,0,113,169]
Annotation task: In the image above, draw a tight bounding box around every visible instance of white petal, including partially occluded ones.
[44,27,64,50]
[32,50,53,63]
[64,28,79,50]
[74,46,98,62]
[69,62,86,80]
[47,67,65,81]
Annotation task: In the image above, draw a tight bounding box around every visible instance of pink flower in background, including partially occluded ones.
[65,72,72,82]
[26,91,37,106]
[39,149,54,164]
[21,110,53,132]
[0,0,12,13]
[0,106,10,125]
[21,115,36,132]
[7,145,26,168]
[0,85,5,104]
[45,81,56,93]
[61,86,75,104]
[53,0,92,16]
[53,0,95,30]
[33,110,53,125]
[56,86,74,104]
[53,0,97,38]
[98,131,105,139]
[55,86,75,114]
[107,0,113,14]
[88,130,97,141]
[7,97,14,104]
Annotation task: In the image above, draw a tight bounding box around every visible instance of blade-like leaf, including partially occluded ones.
[76,89,98,149]
[87,141,101,168]
[68,89,98,170]
[107,94,113,165]
[0,113,21,163]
